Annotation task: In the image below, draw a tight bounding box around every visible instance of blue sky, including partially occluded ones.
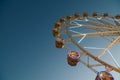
[0,0,120,80]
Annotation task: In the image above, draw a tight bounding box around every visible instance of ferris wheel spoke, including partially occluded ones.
[79,59,98,74]
[108,50,120,68]
[114,20,120,26]
[84,47,105,50]
[84,19,104,26]
[69,26,81,29]
[97,18,116,27]
[98,36,120,58]
[89,64,103,67]
[72,31,120,38]
[77,34,86,44]
[69,30,82,34]
[70,21,83,27]
[78,25,117,31]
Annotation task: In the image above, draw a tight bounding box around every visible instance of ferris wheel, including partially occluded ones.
[52,12,120,80]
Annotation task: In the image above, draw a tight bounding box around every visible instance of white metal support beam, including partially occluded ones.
[98,36,120,58]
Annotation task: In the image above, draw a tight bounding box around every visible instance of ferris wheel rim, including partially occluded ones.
[53,13,120,75]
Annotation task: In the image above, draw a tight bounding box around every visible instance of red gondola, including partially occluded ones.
[67,51,80,66]
[95,71,114,80]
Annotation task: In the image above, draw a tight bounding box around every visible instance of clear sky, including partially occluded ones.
[0,0,120,80]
